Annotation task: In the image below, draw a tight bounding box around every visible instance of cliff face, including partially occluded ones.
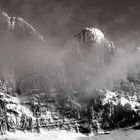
[64,28,116,93]
[75,28,115,64]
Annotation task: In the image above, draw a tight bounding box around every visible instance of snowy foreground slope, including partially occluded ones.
[0,130,86,140]
[1,83,140,135]
[1,129,140,140]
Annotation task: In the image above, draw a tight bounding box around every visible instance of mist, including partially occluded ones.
[0,1,140,140]
[0,9,140,98]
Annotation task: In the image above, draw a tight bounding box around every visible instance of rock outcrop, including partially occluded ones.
[75,27,115,64]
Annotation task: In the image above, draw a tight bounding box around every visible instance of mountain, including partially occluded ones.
[75,27,115,64]
[0,11,47,94]
[0,12,44,41]
[0,11,140,136]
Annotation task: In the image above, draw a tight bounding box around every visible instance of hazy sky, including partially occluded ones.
[0,0,140,47]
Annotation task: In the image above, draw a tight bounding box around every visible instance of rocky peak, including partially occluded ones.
[76,28,105,48]
[0,12,44,41]
[75,27,115,64]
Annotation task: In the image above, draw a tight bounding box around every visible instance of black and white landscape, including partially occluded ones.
[0,0,140,140]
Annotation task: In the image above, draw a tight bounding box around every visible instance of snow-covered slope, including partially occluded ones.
[88,88,140,130]
[101,90,140,111]
[0,91,36,127]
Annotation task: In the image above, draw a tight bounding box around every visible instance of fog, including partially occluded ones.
[0,0,139,96]
[0,11,140,97]
[0,1,140,139]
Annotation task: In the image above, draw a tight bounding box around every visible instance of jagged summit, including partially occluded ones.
[0,12,45,41]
